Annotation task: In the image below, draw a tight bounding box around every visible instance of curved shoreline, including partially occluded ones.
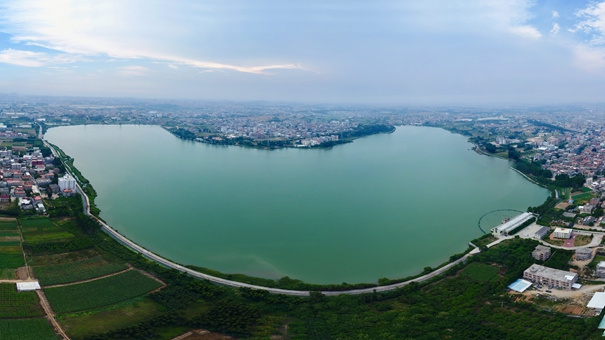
[43,138,475,296]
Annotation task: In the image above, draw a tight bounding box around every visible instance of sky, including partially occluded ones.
[1,1,605,105]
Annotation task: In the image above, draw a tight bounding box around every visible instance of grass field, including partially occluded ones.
[460,262,499,282]
[35,256,129,286]
[0,318,58,340]
[0,284,44,318]
[45,270,163,314]
[0,254,25,269]
[59,298,162,339]
[574,235,593,247]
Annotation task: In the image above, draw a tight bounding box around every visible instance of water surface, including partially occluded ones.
[46,125,549,284]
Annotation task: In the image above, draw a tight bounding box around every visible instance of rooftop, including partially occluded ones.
[588,292,605,310]
[524,264,577,282]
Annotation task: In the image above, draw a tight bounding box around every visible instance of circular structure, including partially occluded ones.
[477,209,525,234]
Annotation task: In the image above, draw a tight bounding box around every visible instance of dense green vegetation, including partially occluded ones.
[34,256,128,286]
[55,237,600,340]
[459,262,499,281]
[0,318,59,340]
[0,254,24,269]
[0,284,43,318]
[45,270,163,313]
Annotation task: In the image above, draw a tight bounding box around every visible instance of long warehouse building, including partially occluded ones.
[491,212,535,237]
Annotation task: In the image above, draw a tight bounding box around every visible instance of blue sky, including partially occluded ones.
[1,0,605,105]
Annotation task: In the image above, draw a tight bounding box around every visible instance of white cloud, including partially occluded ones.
[0,48,77,67]
[552,10,559,19]
[119,65,149,76]
[550,23,560,35]
[572,1,605,41]
[509,25,542,39]
[573,44,605,71]
[168,64,178,69]
[0,0,302,74]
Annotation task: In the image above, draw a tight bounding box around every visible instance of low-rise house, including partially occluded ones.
[523,264,578,289]
[534,226,550,239]
[62,188,76,197]
[563,212,577,218]
[532,245,551,261]
[584,216,598,225]
[597,261,605,278]
[554,228,573,239]
[581,204,595,214]
[35,178,51,187]
[48,184,60,194]
[575,247,593,261]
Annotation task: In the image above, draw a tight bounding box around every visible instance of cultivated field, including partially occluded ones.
[0,254,24,269]
[19,218,57,230]
[0,318,58,340]
[0,284,43,318]
[0,221,18,230]
[45,270,163,314]
[34,256,128,286]
[19,218,74,244]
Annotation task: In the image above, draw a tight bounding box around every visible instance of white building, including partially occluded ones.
[588,292,605,315]
[58,173,76,192]
[16,281,41,292]
[490,212,535,237]
[522,264,578,290]
[553,228,573,239]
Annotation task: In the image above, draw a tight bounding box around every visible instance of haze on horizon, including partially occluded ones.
[1,1,605,106]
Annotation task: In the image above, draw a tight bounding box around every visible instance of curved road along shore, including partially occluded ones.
[45,139,471,296]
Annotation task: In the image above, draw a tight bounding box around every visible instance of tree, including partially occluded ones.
[485,143,496,153]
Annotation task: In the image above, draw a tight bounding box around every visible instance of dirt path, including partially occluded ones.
[36,289,70,340]
[135,268,167,293]
[43,266,133,288]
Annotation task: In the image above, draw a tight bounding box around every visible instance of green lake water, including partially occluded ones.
[45,125,549,284]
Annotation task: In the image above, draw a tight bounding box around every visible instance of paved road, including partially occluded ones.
[45,140,476,296]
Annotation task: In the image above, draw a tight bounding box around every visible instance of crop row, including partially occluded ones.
[0,284,44,318]
[45,270,163,314]
[19,218,57,230]
[34,256,128,286]
[0,221,18,230]
[0,318,58,340]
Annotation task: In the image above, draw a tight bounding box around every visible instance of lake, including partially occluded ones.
[45,125,549,284]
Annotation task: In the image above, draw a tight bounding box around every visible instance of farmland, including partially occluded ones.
[0,221,18,230]
[0,318,58,340]
[0,254,24,269]
[0,284,43,318]
[34,256,128,286]
[45,270,163,314]
[19,218,57,230]
[19,217,74,244]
